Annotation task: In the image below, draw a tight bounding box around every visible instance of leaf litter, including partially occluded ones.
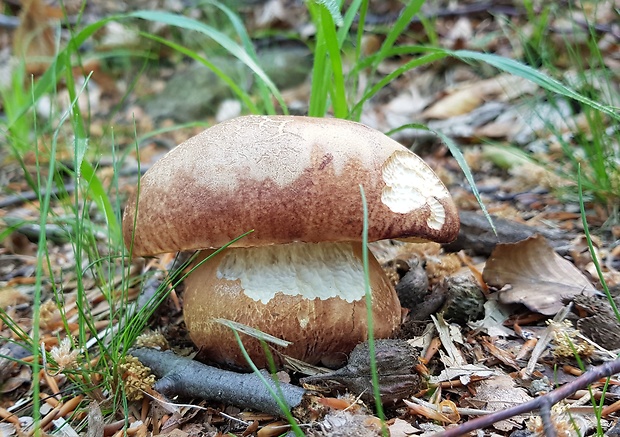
[1,0,620,435]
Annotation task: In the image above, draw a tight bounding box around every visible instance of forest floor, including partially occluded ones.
[0,0,619,436]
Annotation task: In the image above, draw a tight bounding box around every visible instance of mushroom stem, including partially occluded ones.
[183,241,401,369]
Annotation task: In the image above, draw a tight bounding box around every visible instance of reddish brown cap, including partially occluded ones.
[123,115,459,256]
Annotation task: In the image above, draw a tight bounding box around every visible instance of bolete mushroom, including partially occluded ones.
[123,115,459,369]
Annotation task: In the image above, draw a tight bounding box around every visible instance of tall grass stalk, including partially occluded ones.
[513,2,619,209]
[576,165,617,436]
[231,329,305,436]
[360,186,388,435]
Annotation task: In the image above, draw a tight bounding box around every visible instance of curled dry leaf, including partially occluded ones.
[403,399,454,423]
[422,74,538,119]
[483,235,598,315]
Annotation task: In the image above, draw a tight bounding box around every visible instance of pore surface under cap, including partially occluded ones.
[216,242,366,304]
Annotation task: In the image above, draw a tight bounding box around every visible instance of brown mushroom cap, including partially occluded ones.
[123,115,459,256]
[183,242,401,369]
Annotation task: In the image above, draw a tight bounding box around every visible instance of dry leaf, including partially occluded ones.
[0,367,31,394]
[481,338,520,371]
[0,423,17,437]
[403,399,454,423]
[13,0,62,75]
[0,287,29,310]
[430,315,497,384]
[423,74,538,119]
[156,430,188,437]
[256,422,290,437]
[86,402,104,437]
[470,374,533,431]
[483,235,598,315]
[432,315,466,367]
[388,418,419,436]
[429,363,496,386]
[423,86,483,119]
[469,299,515,338]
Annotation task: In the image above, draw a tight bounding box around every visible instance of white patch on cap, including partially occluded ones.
[381,150,450,229]
[216,242,367,304]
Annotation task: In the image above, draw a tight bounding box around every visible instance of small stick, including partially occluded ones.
[34,405,60,433]
[601,399,620,417]
[58,395,83,418]
[40,369,61,399]
[423,337,442,363]
[0,184,75,209]
[434,357,620,437]
[130,348,306,417]
[0,406,21,429]
[40,393,59,408]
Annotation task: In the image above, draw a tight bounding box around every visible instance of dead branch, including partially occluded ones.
[435,358,620,437]
[444,211,569,256]
[130,348,306,417]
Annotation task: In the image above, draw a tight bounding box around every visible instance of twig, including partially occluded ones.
[2,216,71,244]
[359,3,618,39]
[0,163,150,209]
[434,358,620,437]
[0,184,75,209]
[130,348,306,417]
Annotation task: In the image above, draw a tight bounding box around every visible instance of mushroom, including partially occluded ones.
[123,115,459,369]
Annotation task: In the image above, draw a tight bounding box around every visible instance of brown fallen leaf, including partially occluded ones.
[469,374,533,432]
[13,0,63,75]
[422,74,538,119]
[0,287,30,310]
[483,235,598,315]
[388,418,419,437]
[481,338,520,371]
[0,366,31,394]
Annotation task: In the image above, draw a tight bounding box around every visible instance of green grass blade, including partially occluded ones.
[128,11,284,110]
[359,186,388,436]
[230,330,305,436]
[387,123,496,235]
[60,64,122,242]
[338,0,363,47]
[136,121,211,144]
[310,0,343,26]
[350,50,448,119]
[139,32,259,114]
[372,0,426,70]
[307,3,330,117]
[318,4,347,118]
[354,0,369,59]
[448,50,620,121]
[205,0,282,115]
[11,18,115,127]
[577,166,620,321]
[79,161,121,241]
